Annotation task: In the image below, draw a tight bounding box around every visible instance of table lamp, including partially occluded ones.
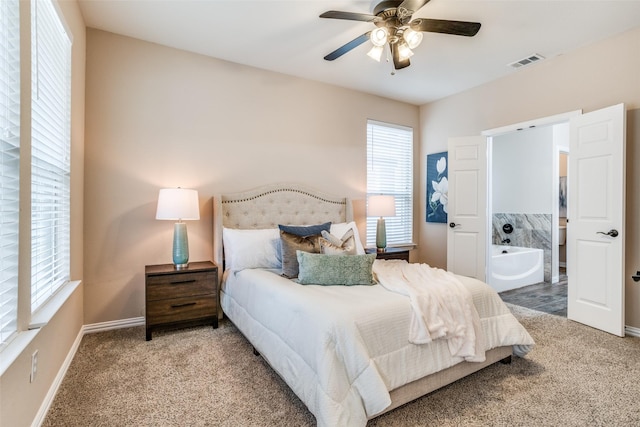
[156,188,200,269]
[368,194,396,252]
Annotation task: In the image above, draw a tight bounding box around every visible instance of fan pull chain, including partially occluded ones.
[385,46,395,76]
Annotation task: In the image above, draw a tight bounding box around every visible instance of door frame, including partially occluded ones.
[481,110,582,282]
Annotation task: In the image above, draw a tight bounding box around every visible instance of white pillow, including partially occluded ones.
[330,222,365,255]
[222,227,281,271]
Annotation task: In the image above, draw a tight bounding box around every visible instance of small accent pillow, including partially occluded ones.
[296,251,377,286]
[330,222,366,255]
[278,222,332,237]
[280,231,323,278]
[222,227,281,271]
[319,229,357,255]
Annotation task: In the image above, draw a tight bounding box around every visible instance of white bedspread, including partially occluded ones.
[221,262,534,427]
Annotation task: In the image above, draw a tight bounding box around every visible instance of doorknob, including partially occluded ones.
[597,229,619,237]
[449,222,460,228]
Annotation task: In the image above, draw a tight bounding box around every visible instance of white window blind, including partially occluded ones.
[31,0,71,311]
[366,120,413,247]
[0,0,20,347]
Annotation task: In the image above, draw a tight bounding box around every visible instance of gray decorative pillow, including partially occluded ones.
[296,251,377,286]
[319,229,357,255]
[280,231,322,278]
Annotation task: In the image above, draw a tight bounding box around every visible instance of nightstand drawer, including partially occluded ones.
[146,271,214,300]
[365,247,410,261]
[377,251,409,261]
[146,295,216,326]
[145,261,218,340]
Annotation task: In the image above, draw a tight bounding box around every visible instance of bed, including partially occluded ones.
[213,183,534,427]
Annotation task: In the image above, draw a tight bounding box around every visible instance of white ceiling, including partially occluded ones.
[77,0,640,105]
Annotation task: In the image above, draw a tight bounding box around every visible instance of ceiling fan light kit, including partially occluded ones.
[320,0,481,71]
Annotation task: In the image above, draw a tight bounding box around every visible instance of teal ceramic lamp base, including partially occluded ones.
[172,222,189,269]
[376,217,387,252]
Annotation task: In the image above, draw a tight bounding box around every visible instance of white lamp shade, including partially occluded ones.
[156,188,200,220]
[367,45,384,62]
[368,195,396,217]
[403,28,423,49]
[397,42,414,60]
[370,27,388,47]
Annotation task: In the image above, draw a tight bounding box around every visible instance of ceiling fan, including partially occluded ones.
[320,0,481,70]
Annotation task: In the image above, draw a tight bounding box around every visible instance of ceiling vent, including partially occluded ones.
[508,53,545,69]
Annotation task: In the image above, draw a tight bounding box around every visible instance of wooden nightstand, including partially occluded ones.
[366,247,410,261]
[145,261,218,341]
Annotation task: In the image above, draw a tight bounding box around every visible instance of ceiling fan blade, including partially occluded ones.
[410,18,481,37]
[391,43,410,70]
[319,11,381,23]
[324,32,371,61]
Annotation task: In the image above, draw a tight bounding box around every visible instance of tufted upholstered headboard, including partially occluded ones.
[212,183,353,271]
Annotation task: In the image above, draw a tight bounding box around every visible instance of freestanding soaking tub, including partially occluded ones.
[489,245,544,292]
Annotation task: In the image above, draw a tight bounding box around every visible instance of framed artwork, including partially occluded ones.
[559,176,567,217]
[426,151,448,223]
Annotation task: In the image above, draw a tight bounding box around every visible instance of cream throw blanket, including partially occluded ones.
[373,260,486,362]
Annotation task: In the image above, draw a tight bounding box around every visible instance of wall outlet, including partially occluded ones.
[30,350,38,383]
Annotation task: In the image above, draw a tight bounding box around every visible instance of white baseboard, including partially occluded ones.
[83,316,145,334]
[625,325,640,338]
[31,326,84,427]
[32,317,145,426]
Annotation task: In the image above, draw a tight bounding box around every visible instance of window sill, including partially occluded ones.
[30,280,82,329]
[0,280,81,376]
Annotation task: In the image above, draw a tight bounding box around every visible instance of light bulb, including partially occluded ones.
[403,28,423,49]
[397,42,414,60]
[367,45,384,62]
[370,27,388,47]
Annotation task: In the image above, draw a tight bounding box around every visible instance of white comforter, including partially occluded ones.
[221,261,534,427]
[373,260,485,362]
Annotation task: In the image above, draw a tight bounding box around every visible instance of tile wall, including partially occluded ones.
[492,213,552,282]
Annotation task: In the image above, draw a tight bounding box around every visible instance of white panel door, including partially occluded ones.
[447,136,487,281]
[568,103,626,336]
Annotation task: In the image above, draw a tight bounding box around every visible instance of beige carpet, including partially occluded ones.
[43,306,640,426]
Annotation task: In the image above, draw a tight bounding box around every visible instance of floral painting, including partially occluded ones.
[427,151,448,223]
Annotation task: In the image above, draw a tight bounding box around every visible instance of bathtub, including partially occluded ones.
[489,245,544,292]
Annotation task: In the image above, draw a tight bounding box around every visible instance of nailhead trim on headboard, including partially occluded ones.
[222,188,344,206]
[220,184,349,229]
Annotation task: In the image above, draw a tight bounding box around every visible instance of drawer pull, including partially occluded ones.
[170,302,197,308]
[170,279,196,285]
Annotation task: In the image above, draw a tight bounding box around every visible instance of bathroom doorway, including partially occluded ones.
[557,149,569,284]
[485,120,570,317]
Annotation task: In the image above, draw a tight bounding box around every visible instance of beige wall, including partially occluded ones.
[0,1,85,426]
[83,29,420,325]
[418,27,640,328]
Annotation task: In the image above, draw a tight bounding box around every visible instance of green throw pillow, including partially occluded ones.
[296,251,376,286]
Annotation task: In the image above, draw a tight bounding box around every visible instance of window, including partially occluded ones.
[366,120,413,247]
[0,0,71,349]
[0,0,20,346]
[31,0,71,311]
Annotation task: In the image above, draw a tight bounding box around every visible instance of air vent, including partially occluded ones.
[508,53,545,69]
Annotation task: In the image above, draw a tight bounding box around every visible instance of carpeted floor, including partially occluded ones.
[43,305,640,426]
